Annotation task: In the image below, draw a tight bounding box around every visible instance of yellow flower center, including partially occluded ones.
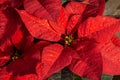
[11,51,21,61]
[65,35,73,46]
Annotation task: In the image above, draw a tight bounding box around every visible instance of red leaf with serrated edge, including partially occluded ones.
[99,41,120,75]
[0,7,22,45]
[37,44,64,79]
[11,26,34,51]
[17,10,62,41]
[24,0,61,21]
[78,16,120,43]
[70,39,102,80]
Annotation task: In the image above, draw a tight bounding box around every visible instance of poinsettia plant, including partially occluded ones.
[0,0,120,80]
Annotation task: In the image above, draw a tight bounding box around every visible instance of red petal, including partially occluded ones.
[99,41,120,75]
[78,16,120,43]
[0,67,12,80]
[0,53,10,67]
[0,0,6,4]
[0,0,23,8]
[6,41,50,76]
[14,74,38,80]
[0,40,13,55]
[18,41,50,76]
[11,26,34,51]
[44,47,77,79]
[111,34,120,47]
[37,45,79,80]
[57,7,68,33]
[82,0,105,21]
[65,0,105,21]
[0,56,9,65]
[36,44,63,79]
[70,39,102,80]
[65,2,86,15]
[0,40,13,67]
[7,59,36,75]
[17,10,61,41]
[48,20,65,35]
[34,41,51,53]
[67,15,81,34]
[10,0,23,8]
[24,0,62,21]
[23,46,41,64]
[0,7,22,45]
[23,41,51,63]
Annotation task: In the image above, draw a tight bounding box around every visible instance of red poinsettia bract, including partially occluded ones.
[1,0,120,80]
[15,0,120,80]
[0,26,50,80]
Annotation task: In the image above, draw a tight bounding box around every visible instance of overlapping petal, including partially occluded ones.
[99,40,120,75]
[17,10,63,41]
[57,7,69,32]
[0,7,22,45]
[24,0,62,21]
[82,0,105,21]
[65,0,105,21]
[9,0,23,8]
[65,2,86,15]
[66,15,81,34]
[77,15,120,77]
[70,38,102,80]
[7,59,35,75]
[1,0,120,80]
[37,44,63,79]
[0,40,13,68]
[0,0,23,8]
[111,34,120,47]
[5,41,46,77]
[0,67,12,80]
[78,16,120,43]
[36,43,79,80]
[11,26,34,51]
[13,74,38,80]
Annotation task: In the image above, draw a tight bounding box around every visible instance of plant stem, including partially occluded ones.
[61,67,73,80]
[112,75,120,80]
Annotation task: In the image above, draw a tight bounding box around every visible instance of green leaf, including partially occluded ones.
[73,74,113,80]
[73,74,82,80]
[62,0,68,4]
[82,78,89,80]
[102,74,113,80]
[116,32,120,38]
